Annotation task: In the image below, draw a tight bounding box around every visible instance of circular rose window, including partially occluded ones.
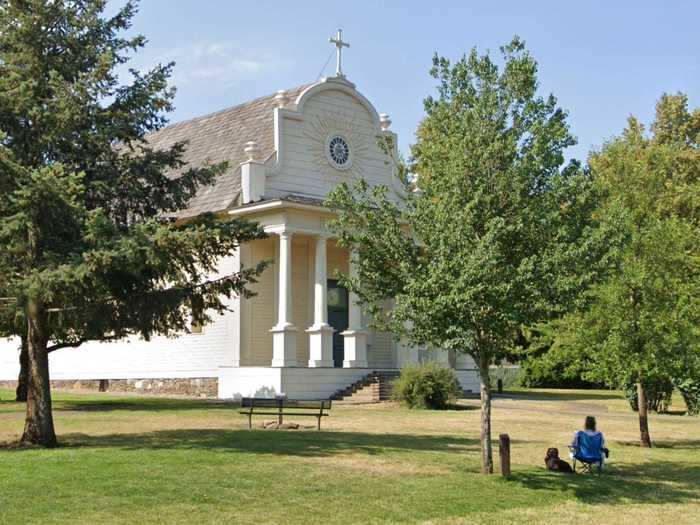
[326,134,352,170]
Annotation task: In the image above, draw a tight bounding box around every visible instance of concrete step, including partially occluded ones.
[331,370,400,403]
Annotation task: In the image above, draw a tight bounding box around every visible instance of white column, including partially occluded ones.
[270,231,297,367]
[307,235,334,367]
[342,249,368,368]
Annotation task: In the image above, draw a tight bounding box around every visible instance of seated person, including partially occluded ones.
[570,416,608,466]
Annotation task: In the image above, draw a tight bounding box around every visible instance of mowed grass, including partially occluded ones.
[0,388,698,524]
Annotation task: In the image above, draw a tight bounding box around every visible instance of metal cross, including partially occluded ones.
[329,29,350,77]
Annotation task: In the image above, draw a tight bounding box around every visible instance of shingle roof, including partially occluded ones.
[145,83,312,217]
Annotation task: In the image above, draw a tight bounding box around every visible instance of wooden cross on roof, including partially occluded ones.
[329,29,350,78]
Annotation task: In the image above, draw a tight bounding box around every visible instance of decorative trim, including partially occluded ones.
[325,133,353,171]
[295,78,380,126]
[305,110,368,180]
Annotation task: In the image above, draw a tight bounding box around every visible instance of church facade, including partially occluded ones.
[0,68,480,399]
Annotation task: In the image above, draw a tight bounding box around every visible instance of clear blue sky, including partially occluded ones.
[115,0,699,162]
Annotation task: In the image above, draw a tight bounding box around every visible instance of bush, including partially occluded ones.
[392,363,462,409]
[674,376,700,416]
[623,376,674,413]
[515,323,604,389]
[518,357,603,389]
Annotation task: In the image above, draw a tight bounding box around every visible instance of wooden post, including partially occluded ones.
[497,378,503,394]
[499,434,511,477]
[276,394,287,426]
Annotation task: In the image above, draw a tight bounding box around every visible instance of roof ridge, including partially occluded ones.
[143,79,322,217]
[156,81,316,133]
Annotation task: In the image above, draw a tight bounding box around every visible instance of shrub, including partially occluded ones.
[674,376,700,416]
[518,357,603,389]
[623,376,674,413]
[515,323,603,389]
[392,362,462,409]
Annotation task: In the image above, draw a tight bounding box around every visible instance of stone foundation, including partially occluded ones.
[0,377,218,398]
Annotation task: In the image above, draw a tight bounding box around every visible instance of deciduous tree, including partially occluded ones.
[326,38,604,473]
[567,95,700,446]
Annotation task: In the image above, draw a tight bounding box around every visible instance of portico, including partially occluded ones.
[217,204,397,399]
[267,226,368,370]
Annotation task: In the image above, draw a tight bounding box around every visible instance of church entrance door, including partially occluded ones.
[327,279,349,368]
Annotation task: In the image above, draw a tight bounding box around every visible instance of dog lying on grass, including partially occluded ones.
[545,447,574,473]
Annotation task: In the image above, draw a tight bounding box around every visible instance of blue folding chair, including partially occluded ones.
[569,431,605,474]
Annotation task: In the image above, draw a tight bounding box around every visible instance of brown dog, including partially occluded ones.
[545,447,574,473]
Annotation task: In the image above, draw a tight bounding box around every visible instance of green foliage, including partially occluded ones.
[567,96,700,391]
[673,343,700,416]
[514,323,602,389]
[554,93,700,444]
[518,358,599,389]
[623,376,674,413]
[674,372,700,416]
[0,0,266,347]
[327,37,606,472]
[392,362,462,409]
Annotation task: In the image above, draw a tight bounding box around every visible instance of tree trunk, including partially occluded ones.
[15,336,28,402]
[20,301,57,448]
[637,382,652,448]
[478,354,493,474]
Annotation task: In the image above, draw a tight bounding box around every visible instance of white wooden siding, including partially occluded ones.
[0,254,241,381]
[268,89,396,199]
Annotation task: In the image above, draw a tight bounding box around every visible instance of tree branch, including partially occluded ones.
[46,340,86,353]
[47,335,118,353]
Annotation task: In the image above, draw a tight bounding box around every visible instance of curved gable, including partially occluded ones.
[267,78,398,201]
[294,79,381,127]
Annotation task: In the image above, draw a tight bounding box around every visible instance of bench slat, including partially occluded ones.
[240,398,331,409]
[238,411,329,417]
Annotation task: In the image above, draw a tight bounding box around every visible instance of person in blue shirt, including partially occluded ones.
[570,416,609,471]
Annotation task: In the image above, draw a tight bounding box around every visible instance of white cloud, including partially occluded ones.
[131,41,293,88]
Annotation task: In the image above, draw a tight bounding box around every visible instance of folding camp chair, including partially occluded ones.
[569,431,605,474]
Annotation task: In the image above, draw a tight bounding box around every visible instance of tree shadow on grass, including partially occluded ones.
[55,398,237,413]
[446,403,479,411]
[617,439,700,451]
[503,390,622,402]
[663,409,690,416]
[56,398,479,413]
[41,429,481,458]
[510,460,700,506]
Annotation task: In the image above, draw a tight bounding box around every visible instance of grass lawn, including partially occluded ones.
[1,388,698,524]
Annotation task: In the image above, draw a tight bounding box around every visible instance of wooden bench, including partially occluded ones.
[240,397,332,430]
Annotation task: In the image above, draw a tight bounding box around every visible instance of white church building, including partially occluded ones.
[0,33,479,400]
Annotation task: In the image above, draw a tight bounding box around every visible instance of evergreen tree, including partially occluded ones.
[326,38,604,473]
[0,148,28,401]
[0,1,266,447]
